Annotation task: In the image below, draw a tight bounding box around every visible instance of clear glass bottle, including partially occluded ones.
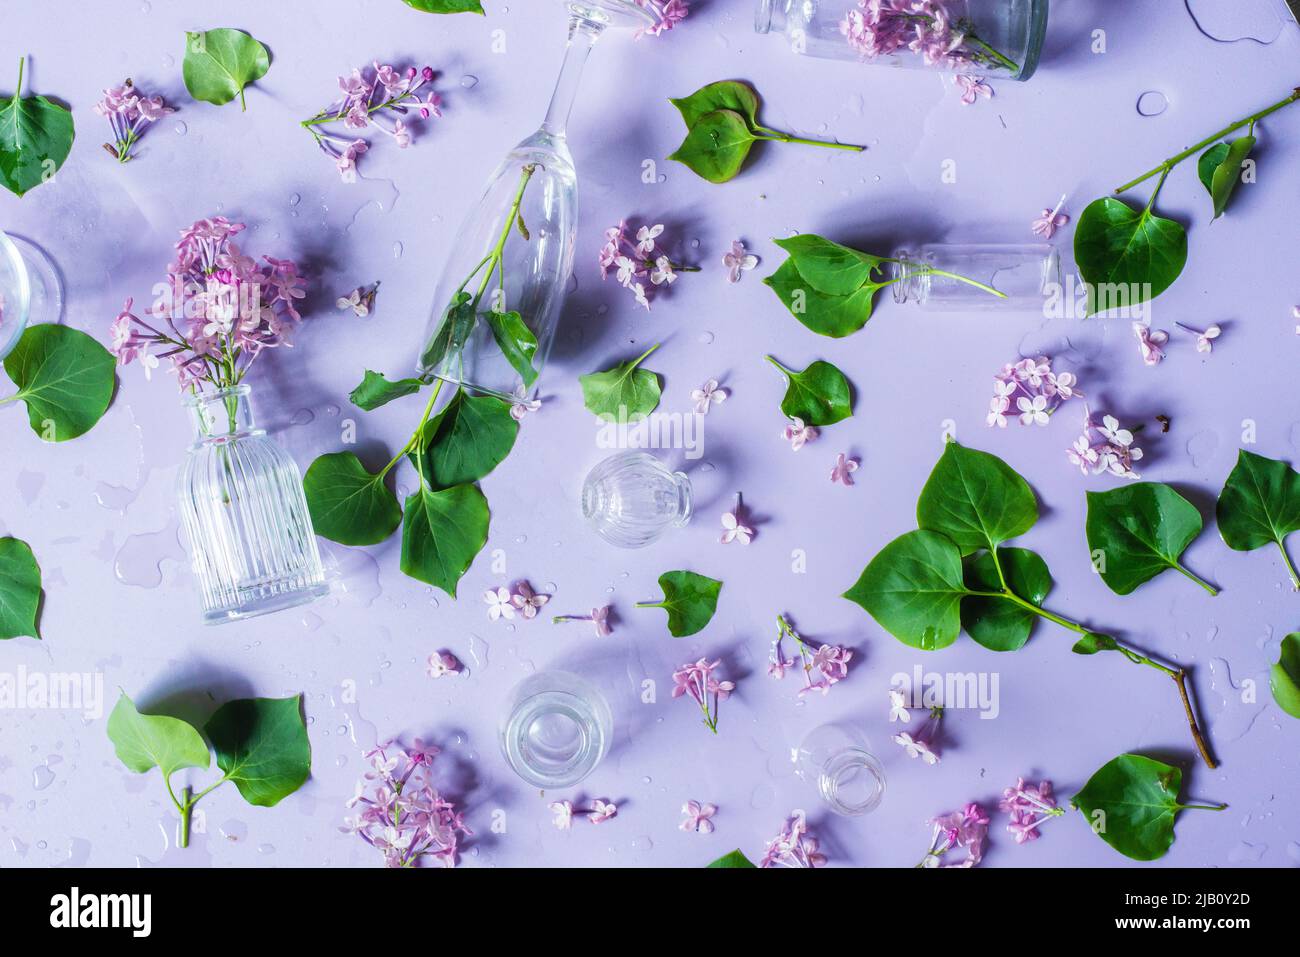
[177,386,328,624]
[890,243,1060,311]
[0,230,64,359]
[581,451,693,549]
[793,723,886,816]
[755,0,1049,81]
[500,671,613,789]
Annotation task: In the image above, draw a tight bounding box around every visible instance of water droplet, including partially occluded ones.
[1227,841,1267,864]
[697,331,715,345]
[289,193,302,207]
[1187,429,1220,469]
[393,241,404,259]
[173,121,187,136]
[32,764,55,790]
[1136,91,1168,117]
[290,408,315,426]
[460,74,479,89]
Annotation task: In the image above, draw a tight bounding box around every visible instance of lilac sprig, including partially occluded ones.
[302,62,443,181]
[672,658,734,734]
[769,615,853,697]
[635,0,689,38]
[999,777,1063,844]
[918,802,988,868]
[987,356,1081,429]
[598,221,699,310]
[759,811,826,868]
[840,0,1022,80]
[1066,406,1144,481]
[94,79,174,163]
[341,740,472,868]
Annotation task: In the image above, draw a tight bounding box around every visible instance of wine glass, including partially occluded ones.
[416,0,656,399]
[0,231,64,359]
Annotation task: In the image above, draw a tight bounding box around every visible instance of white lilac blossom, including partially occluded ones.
[549,797,619,827]
[1176,321,1221,353]
[830,453,860,485]
[770,615,854,696]
[302,63,442,181]
[483,586,515,621]
[783,416,819,450]
[722,240,759,283]
[509,384,542,421]
[720,493,754,545]
[691,378,728,414]
[1031,195,1070,239]
[552,606,613,637]
[987,356,1080,429]
[426,651,460,679]
[1133,321,1169,366]
[340,740,471,868]
[888,686,911,723]
[672,658,735,734]
[588,799,618,824]
[918,803,988,868]
[95,79,174,163]
[1293,305,1300,335]
[336,282,380,317]
[680,800,717,833]
[1066,406,1144,481]
[510,581,550,619]
[598,220,697,310]
[892,705,943,764]
[998,777,1064,844]
[759,811,826,868]
[548,800,574,830]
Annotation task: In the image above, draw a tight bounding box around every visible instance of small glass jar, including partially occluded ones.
[177,386,328,624]
[890,243,1060,311]
[755,0,1049,81]
[793,723,886,816]
[581,451,693,549]
[500,671,613,789]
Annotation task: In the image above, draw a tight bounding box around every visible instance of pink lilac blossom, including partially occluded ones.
[830,452,859,485]
[635,0,690,38]
[918,802,988,868]
[720,493,754,545]
[548,797,620,827]
[95,79,174,162]
[783,416,819,450]
[1293,305,1300,335]
[955,73,992,104]
[1133,321,1169,366]
[588,799,618,824]
[552,606,613,637]
[1031,195,1070,239]
[893,705,943,764]
[598,220,697,310]
[680,800,717,833]
[987,356,1080,429]
[509,384,542,422]
[672,658,735,734]
[340,740,471,868]
[510,581,550,619]
[1176,321,1221,353]
[1066,406,1144,481]
[108,217,307,392]
[691,378,728,414]
[302,63,442,181]
[426,651,460,679]
[722,240,759,283]
[548,800,574,830]
[336,282,380,317]
[759,811,826,868]
[998,777,1064,844]
[770,615,854,697]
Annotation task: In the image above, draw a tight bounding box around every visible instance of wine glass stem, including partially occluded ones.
[541,15,604,139]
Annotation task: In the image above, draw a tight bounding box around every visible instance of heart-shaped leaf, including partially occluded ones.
[303,452,402,547]
[960,547,1052,652]
[638,570,722,637]
[1074,196,1188,315]
[4,324,115,441]
[410,388,518,490]
[419,292,476,374]
[772,235,889,296]
[706,848,756,868]
[917,440,1038,557]
[843,529,968,651]
[1216,449,1300,587]
[107,693,211,779]
[0,58,74,198]
[400,483,490,597]
[763,256,882,338]
[765,355,853,426]
[183,28,271,110]
[1086,482,1213,595]
[1073,632,1121,655]
[205,695,311,807]
[403,0,485,12]
[1071,753,1212,861]
[670,80,761,129]
[349,370,424,411]
[1270,633,1300,719]
[580,344,662,421]
[1197,135,1255,219]
[668,109,756,184]
[0,536,41,640]
[483,309,539,388]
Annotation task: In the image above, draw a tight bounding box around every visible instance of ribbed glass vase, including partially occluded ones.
[177,386,327,624]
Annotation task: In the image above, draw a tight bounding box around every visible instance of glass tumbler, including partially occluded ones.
[793,723,887,816]
[500,671,613,789]
[890,243,1061,311]
[581,451,693,549]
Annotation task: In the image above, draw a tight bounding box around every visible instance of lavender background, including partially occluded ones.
[2,0,1299,869]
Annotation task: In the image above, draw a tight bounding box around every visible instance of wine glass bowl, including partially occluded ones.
[0,231,32,360]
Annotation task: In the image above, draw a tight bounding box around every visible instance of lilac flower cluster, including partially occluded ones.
[109,217,307,391]
[341,740,471,868]
[672,658,735,733]
[986,356,1081,429]
[94,79,174,163]
[598,221,696,310]
[999,777,1063,844]
[919,802,989,867]
[635,0,689,38]
[768,615,854,697]
[1066,406,1144,481]
[760,811,826,868]
[303,62,443,181]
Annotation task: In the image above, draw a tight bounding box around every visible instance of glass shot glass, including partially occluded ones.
[792,723,887,816]
[500,671,613,789]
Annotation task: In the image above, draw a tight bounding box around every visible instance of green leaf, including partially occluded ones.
[419,293,476,374]
[410,388,518,490]
[765,356,853,426]
[349,370,424,411]
[0,537,40,640]
[3,324,115,441]
[303,452,402,547]
[638,571,722,638]
[0,58,74,198]
[960,547,1051,652]
[706,848,756,868]
[484,309,539,388]
[772,235,888,296]
[1197,135,1255,219]
[917,440,1038,557]
[107,692,210,779]
[1216,449,1300,586]
[667,109,757,184]
[1074,196,1188,315]
[843,529,968,651]
[1085,483,1211,595]
[580,344,662,421]
[1269,633,1300,719]
[403,0,485,12]
[762,257,882,338]
[670,80,761,129]
[1071,754,1204,861]
[400,483,490,597]
[182,28,271,110]
[204,695,311,807]
[1073,632,1121,655]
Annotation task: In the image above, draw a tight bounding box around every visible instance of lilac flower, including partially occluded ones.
[1017,394,1050,427]
[987,356,1081,429]
[426,651,460,679]
[720,494,753,545]
[636,0,690,38]
[998,777,1064,844]
[691,378,728,414]
[955,74,993,104]
[830,452,860,485]
[919,802,988,868]
[893,705,944,764]
[1293,305,1300,335]
[722,240,759,283]
[1176,321,1221,353]
[598,220,697,310]
[771,615,854,698]
[588,799,618,824]
[1133,321,1169,366]
[336,282,379,317]
[672,658,734,734]
[95,79,174,162]
[783,417,819,450]
[549,800,574,831]
[759,812,825,868]
[483,586,515,621]
[509,384,542,422]
[889,686,912,723]
[510,581,550,620]
[680,800,717,834]
[553,606,613,637]
[1066,406,1144,481]
[1031,195,1070,239]
[893,731,940,764]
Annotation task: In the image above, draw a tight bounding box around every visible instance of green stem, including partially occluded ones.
[1144,167,1171,213]
[16,56,24,95]
[964,33,1020,74]
[1173,563,1219,597]
[471,163,538,310]
[753,127,865,152]
[764,355,791,377]
[628,342,661,368]
[1276,537,1300,591]
[239,86,247,113]
[1178,803,1229,812]
[381,378,446,481]
[1113,85,1300,194]
[881,259,1008,299]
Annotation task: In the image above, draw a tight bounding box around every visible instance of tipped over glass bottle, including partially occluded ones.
[581,451,693,549]
[755,0,1049,81]
[890,243,1061,311]
[793,723,887,816]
